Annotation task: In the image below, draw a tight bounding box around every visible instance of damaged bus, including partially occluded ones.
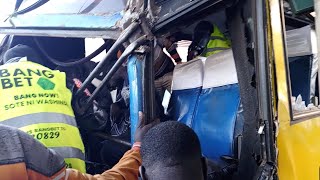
[0,0,319,179]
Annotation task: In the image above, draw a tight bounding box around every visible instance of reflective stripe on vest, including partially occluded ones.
[0,112,77,128]
[202,25,231,57]
[209,36,228,41]
[0,61,85,172]
[51,147,86,173]
[51,147,85,160]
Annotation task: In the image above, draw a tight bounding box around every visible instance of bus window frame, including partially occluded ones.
[279,3,320,122]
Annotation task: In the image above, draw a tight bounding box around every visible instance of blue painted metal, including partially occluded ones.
[0,12,123,29]
[0,0,126,30]
[128,55,143,143]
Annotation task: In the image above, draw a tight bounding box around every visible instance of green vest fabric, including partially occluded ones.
[202,25,231,57]
[0,61,86,172]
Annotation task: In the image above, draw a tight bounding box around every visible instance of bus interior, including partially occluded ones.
[0,0,317,179]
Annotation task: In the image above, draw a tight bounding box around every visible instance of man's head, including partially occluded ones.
[3,44,42,64]
[188,21,214,60]
[140,121,206,180]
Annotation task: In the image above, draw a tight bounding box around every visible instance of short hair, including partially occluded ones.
[141,121,202,168]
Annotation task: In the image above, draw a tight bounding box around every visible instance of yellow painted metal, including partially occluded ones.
[269,0,320,179]
[265,0,278,119]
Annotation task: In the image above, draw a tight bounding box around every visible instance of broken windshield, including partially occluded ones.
[156,0,191,17]
[0,0,126,20]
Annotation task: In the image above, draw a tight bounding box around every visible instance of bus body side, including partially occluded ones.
[269,0,320,179]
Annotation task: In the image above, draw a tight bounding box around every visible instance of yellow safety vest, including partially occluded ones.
[0,61,86,173]
[202,25,231,57]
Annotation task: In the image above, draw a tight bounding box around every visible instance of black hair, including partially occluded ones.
[194,21,214,34]
[188,21,215,60]
[141,121,202,168]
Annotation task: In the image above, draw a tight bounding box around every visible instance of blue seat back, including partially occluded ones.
[170,59,204,126]
[193,50,240,161]
[170,50,242,163]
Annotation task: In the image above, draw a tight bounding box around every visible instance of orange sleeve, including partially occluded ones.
[67,149,141,180]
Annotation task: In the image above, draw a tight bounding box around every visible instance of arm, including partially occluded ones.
[67,148,141,180]
[67,112,156,180]
[98,148,141,179]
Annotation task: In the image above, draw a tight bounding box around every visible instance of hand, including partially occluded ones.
[134,112,160,142]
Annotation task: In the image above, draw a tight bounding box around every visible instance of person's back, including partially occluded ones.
[0,45,86,172]
[0,123,143,180]
[140,121,207,180]
[0,124,66,180]
[0,111,159,180]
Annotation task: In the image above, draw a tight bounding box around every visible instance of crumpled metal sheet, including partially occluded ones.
[119,0,160,29]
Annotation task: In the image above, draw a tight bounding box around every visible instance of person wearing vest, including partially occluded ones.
[0,111,156,180]
[0,124,142,180]
[188,21,231,60]
[0,44,86,173]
